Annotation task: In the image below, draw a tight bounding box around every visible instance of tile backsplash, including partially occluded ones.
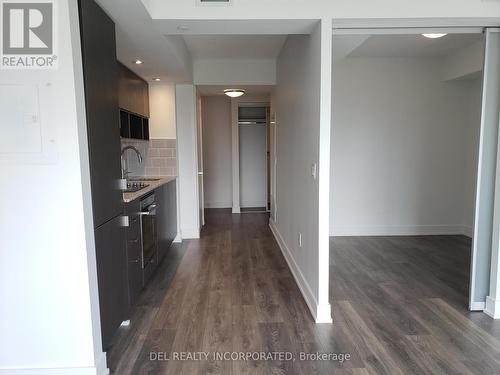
[121,138,177,177]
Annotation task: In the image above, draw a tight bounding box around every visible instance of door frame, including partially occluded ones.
[230,97,271,213]
[331,24,495,313]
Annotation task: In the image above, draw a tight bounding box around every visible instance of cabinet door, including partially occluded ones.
[125,200,142,307]
[94,216,127,350]
[79,0,122,227]
[156,185,168,262]
[167,181,178,244]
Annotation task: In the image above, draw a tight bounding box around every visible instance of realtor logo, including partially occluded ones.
[1,0,57,69]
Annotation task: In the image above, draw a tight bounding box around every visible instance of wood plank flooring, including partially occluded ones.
[108,209,500,374]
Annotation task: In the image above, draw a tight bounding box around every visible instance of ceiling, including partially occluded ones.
[344,33,484,59]
[197,85,274,96]
[183,35,287,60]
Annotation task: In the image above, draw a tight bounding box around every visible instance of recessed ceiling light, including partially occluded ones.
[422,33,448,39]
[134,59,143,65]
[224,89,245,98]
[152,78,161,81]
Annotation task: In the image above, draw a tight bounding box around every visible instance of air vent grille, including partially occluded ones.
[198,0,232,5]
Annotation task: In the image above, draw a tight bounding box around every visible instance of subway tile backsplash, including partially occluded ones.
[121,138,177,177]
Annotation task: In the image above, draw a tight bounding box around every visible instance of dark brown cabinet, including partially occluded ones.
[118,63,150,117]
[79,0,128,350]
[157,181,177,262]
[124,199,142,307]
[94,216,127,349]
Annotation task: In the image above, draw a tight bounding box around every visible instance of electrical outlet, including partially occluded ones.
[311,163,317,180]
[298,232,302,248]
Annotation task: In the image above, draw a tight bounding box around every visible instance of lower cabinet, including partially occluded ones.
[94,216,128,349]
[124,199,142,307]
[124,179,177,310]
[157,181,177,262]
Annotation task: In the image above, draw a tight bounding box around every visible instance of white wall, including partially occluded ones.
[271,20,332,323]
[175,84,200,239]
[201,96,233,208]
[193,59,276,85]
[0,1,106,373]
[149,82,177,139]
[330,57,482,236]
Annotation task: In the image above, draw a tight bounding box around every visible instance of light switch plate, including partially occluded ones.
[311,163,317,180]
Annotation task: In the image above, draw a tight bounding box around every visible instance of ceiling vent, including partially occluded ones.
[197,0,233,6]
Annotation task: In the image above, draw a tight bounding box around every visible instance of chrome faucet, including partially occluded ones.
[121,145,143,179]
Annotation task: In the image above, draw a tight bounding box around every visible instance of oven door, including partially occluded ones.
[140,203,157,269]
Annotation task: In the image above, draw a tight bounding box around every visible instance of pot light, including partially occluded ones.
[152,78,161,81]
[134,59,143,65]
[422,33,448,39]
[224,89,245,98]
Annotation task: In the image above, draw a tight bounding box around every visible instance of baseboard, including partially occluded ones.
[331,224,473,237]
[204,201,232,209]
[173,233,182,243]
[0,353,109,375]
[269,219,332,323]
[241,201,267,208]
[484,296,500,318]
[232,206,241,214]
[470,301,486,311]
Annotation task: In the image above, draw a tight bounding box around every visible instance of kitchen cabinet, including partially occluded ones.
[79,0,122,227]
[79,0,127,350]
[157,180,177,262]
[93,216,127,350]
[124,199,142,307]
[118,62,150,117]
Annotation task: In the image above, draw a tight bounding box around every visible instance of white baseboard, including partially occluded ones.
[232,206,241,214]
[484,296,500,319]
[204,201,232,209]
[241,201,267,208]
[173,233,182,243]
[0,352,109,375]
[269,219,332,323]
[469,301,486,311]
[331,224,473,238]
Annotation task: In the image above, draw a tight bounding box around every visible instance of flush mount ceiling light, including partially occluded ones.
[422,33,448,39]
[134,59,144,65]
[224,89,245,98]
[152,78,161,81]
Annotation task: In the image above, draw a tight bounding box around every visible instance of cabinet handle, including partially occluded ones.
[129,238,139,244]
[130,259,140,263]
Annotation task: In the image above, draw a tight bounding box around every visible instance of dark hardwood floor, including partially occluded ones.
[108,209,500,374]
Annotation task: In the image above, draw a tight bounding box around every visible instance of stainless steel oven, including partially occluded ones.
[139,193,157,283]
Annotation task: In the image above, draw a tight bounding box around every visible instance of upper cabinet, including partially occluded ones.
[118,62,150,117]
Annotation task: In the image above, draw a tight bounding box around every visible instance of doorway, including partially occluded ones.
[330,29,488,311]
[238,105,270,212]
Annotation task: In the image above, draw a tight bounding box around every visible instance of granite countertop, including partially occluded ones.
[123,176,177,203]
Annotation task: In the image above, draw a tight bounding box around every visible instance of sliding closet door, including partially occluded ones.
[470,28,500,310]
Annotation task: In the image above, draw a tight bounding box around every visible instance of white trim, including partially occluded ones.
[484,296,500,318]
[204,201,232,209]
[269,219,332,323]
[173,233,182,243]
[470,301,486,311]
[0,352,109,375]
[181,228,200,239]
[332,18,500,29]
[331,225,474,237]
[333,27,484,35]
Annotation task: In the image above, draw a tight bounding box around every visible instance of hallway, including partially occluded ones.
[108,210,500,374]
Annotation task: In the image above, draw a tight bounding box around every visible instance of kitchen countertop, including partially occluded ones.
[123,176,177,203]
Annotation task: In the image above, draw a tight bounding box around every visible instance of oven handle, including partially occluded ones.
[139,204,157,216]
